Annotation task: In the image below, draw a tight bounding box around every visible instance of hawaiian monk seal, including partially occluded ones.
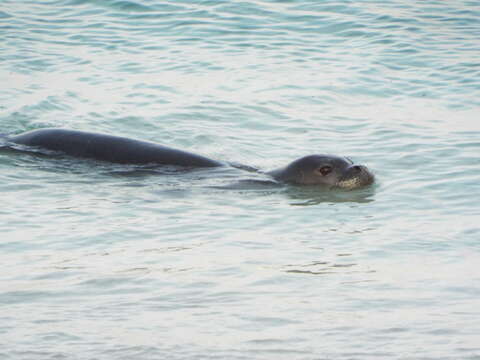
[8,128,374,189]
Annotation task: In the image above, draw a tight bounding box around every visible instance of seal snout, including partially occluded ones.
[337,164,374,189]
[350,165,363,173]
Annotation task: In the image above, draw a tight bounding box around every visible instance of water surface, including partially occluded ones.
[1,0,479,359]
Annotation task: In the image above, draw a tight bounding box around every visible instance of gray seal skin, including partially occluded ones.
[9,128,374,189]
[10,128,223,168]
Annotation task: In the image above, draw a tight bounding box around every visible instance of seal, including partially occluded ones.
[9,128,374,189]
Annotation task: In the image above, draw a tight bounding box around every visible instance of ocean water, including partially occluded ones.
[1,0,480,359]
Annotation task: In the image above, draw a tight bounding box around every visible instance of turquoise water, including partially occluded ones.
[1,0,480,359]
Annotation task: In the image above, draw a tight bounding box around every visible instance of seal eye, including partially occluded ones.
[318,166,332,176]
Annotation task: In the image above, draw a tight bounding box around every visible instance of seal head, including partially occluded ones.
[267,154,374,189]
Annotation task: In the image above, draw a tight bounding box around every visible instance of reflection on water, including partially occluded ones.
[287,185,376,205]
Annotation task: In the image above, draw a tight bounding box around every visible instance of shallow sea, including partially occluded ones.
[1,1,480,359]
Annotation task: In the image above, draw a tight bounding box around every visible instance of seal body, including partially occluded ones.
[10,128,223,167]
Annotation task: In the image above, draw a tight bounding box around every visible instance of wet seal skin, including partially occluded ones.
[8,128,374,189]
